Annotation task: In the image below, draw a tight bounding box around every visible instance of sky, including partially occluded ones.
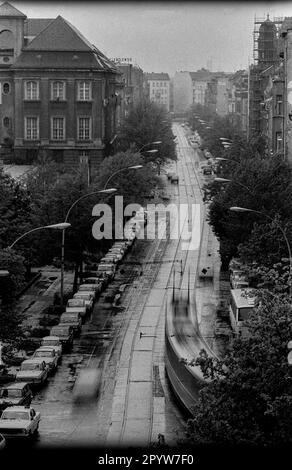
[11,1,292,76]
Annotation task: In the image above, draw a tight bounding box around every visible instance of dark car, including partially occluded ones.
[0,383,33,412]
[50,324,74,350]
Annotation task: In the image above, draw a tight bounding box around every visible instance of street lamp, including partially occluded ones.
[60,188,117,306]
[215,157,240,165]
[103,165,143,190]
[137,141,162,152]
[8,223,71,250]
[229,206,292,295]
[214,177,253,194]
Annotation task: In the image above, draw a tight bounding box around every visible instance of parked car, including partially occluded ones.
[32,347,58,373]
[100,255,119,264]
[167,171,175,180]
[78,283,101,298]
[82,277,104,289]
[0,383,33,412]
[40,336,62,360]
[96,263,116,281]
[15,358,49,386]
[232,279,249,289]
[66,298,87,318]
[50,325,74,350]
[73,368,102,403]
[73,292,94,312]
[59,312,82,336]
[0,406,40,438]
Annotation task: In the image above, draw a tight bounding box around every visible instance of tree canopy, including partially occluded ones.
[186,293,292,446]
[117,99,176,165]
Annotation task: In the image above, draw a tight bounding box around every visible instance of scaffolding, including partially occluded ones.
[253,15,283,64]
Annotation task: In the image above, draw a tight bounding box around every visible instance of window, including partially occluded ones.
[77,81,91,101]
[78,117,91,140]
[3,82,10,94]
[25,116,39,140]
[276,95,283,115]
[3,117,10,127]
[51,81,65,101]
[51,117,65,140]
[25,81,39,100]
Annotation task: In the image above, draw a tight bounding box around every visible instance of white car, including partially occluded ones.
[66,298,87,317]
[78,283,101,297]
[40,336,62,360]
[32,347,59,373]
[73,292,94,312]
[0,406,40,438]
[15,358,49,386]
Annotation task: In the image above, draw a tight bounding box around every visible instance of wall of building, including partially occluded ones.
[173,71,192,113]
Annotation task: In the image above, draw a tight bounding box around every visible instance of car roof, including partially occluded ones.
[35,346,55,351]
[42,336,60,341]
[21,358,46,364]
[2,406,32,411]
[0,382,29,390]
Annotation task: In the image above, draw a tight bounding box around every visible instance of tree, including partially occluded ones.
[0,168,31,249]
[117,99,176,165]
[0,249,26,303]
[186,293,292,446]
[204,147,292,267]
[94,150,158,208]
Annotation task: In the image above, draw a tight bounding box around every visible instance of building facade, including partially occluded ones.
[144,72,170,111]
[0,2,121,173]
[205,73,231,117]
[189,69,212,106]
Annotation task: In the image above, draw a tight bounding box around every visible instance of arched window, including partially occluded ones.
[3,117,10,127]
[0,30,14,49]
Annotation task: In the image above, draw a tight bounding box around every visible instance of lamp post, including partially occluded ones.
[215,157,240,165]
[137,141,162,153]
[103,165,143,190]
[214,177,253,194]
[60,188,117,306]
[8,223,71,250]
[229,206,292,296]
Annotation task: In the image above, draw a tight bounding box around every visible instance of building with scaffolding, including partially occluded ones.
[248,15,283,141]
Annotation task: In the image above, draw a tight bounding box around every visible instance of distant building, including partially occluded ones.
[228,70,249,135]
[0,1,121,175]
[144,72,170,111]
[172,69,212,114]
[173,71,193,113]
[189,69,212,106]
[111,58,144,120]
[205,73,231,116]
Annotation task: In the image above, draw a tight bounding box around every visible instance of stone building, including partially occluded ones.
[144,72,170,111]
[0,2,121,175]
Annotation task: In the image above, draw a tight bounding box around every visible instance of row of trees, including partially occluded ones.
[184,105,292,446]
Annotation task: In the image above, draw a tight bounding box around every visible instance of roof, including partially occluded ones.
[25,15,93,52]
[231,288,257,309]
[145,72,170,81]
[189,70,212,81]
[13,15,118,73]
[0,1,26,18]
[24,18,54,37]
[2,382,29,390]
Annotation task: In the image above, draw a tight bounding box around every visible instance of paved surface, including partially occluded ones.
[105,122,221,447]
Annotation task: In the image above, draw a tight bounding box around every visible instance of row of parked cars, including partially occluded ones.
[0,210,146,443]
